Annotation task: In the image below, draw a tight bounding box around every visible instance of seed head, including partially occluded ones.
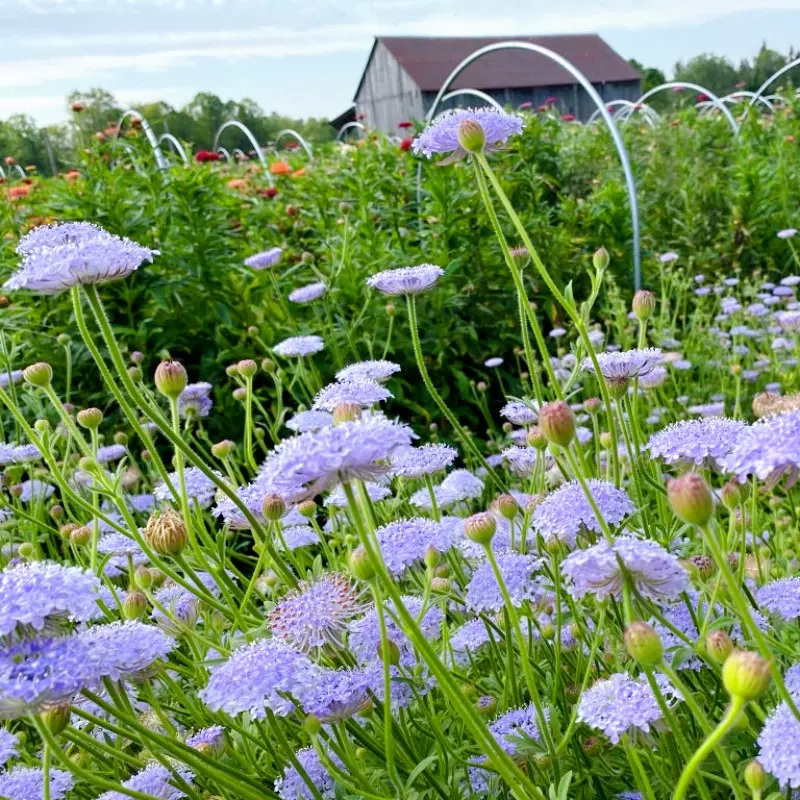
[144,508,188,557]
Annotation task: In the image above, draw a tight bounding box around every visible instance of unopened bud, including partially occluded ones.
[128,367,143,381]
[667,474,714,526]
[59,523,78,541]
[721,479,750,511]
[349,547,375,581]
[476,695,497,716]
[144,508,188,556]
[599,431,613,449]
[624,621,663,666]
[49,504,64,520]
[510,247,529,269]
[385,303,396,317]
[333,402,362,424]
[18,542,34,559]
[538,401,576,447]
[583,397,602,415]
[123,590,148,620]
[154,361,187,399]
[424,545,439,570]
[262,494,286,522]
[430,577,451,592]
[496,494,519,519]
[130,351,144,365]
[76,408,103,430]
[23,362,52,388]
[210,440,234,458]
[40,703,71,736]
[457,119,486,154]
[593,247,609,271]
[114,431,128,446]
[685,554,714,579]
[705,630,733,664]
[225,363,239,377]
[237,359,257,378]
[378,638,400,666]
[744,760,765,792]
[70,526,91,546]
[134,564,153,590]
[632,290,656,321]
[297,500,316,518]
[722,650,770,700]
[57,333,71,346]
[34,419,50,434]
[526,426,547,450]
[463,512,496,545]
[232,387,247,401]
[303,714,321,736]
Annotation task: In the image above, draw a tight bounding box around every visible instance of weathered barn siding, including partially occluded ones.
[355,42,424,133]
[423,81,641,122]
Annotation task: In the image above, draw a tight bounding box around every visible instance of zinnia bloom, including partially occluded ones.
[269,160,292,175]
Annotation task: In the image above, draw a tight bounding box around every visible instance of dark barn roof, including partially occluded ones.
[361,35,639,96]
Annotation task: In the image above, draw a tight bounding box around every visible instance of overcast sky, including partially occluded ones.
[2,0,799,125]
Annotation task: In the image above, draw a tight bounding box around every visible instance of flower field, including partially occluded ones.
[0,99,799,800]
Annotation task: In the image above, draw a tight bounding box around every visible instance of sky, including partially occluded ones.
[1,0,799,126]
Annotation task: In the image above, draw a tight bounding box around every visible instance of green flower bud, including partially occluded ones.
[632,290,656,321]
[23,362,52,388]
[123,590,148,620]
[744,760,765,792]
[69,526,91,546]
[495,494,519,520]
[463,512,496,546]
[76,407,103,429]
[349,547,375,581]
[624,621,663,667]
[237,359,257,378]
[297,500,316,519]
[593,247,610,271]
[667,474,714,526]
[210,440,234,458]
[154,360,187,399]
[538,401,576,447]
[378,638,400,666]
[721,479,750,511]
[456,119,486,154]
[232,387,246,402]
[262,493,286,522]
[57,333,71,346]
[17,542,35,559]
[705,630,733,664]
[128,366,143,382]
[722,650,771,701]
[40,703,71,736]
[134,564,153,590]
[526,425,548,450]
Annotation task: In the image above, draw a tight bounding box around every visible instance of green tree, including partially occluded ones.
[674,54,739,96]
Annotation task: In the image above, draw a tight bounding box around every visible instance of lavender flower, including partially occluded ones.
[14,479,54,502]
[5,222,156,295]
[324,481,391,508]
[756,578,800,620]
[273,335,324,357]
[659,252,679,263]
[500,400,538,425]
[390,443,458,479]
[285,409,333,432]
[268,573,360,651]
[96,532,148,578]
[758,702,800,789]
[577,672,680,744]
[348,597,442,667]
[502,446,539,477]
[280,525,320,550]
[562,537,687,604]
[465,553,543,613]
[150,584,201,635]
[489,704,547,755]
[95,444,127,463]
[0,370,22,389]
[154,467,220,508]
[0,636,95,718]
[440,469,484,502]
[199,638,321,717]
[777,229,798,239]
[336,360,401,383]
[79,621,175,682]
[647,418,747,470]
[275,747,340,800]
[0,561,102,634]
[97,763,193,800]
[8,444,41,463]
[776,310,800,331]
[186,725,225,756]
[244,247,282,269]
[312,380,392,411]
[288,281,326,303]
[0,766,73,800]
[366,264,443,296]
[484,357,504,368]
[258,415,414,500]
[412,107,523,158]
[582,349,663,381]
[722,411,800,483]
[375,518,455,576]
[532,481,635,548]
[0,729,17,768]
[302,666,374,722]
[448,619,494,666]
[177,382,213,419]
[212,475,292,529]
[688,402,725,417]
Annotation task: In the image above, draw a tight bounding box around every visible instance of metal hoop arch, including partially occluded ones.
[5,163,26,179]
[722,91,775,112]
[587,100,658,125]
[433,88,504,116]
[635,82,738,133]
[213,120,269,173]
[112,110,168,170]
[273,129,314,161]
[232,148,247,161]
[335,122,366,142]
[157,133,190,165]
[217,147,233,163]
[423,40,643,289]
[750,57,800,107]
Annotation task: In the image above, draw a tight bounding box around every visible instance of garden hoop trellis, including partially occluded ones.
[111,110,168,170]
[586,100,659,126]
[418,41,644,289]
[750,56,800,107]
[634,83,739,133]
[213,120,270,180]
[273,129,314,161]
[157,133,190,166]
[335,122,367,142]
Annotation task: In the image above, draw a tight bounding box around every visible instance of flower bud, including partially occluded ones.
[332,402,362,424]
[457,119,486,154]
[303,714,321,736]
[722,650,770,700]
[495,494,519,520]
[606,376,630,399]
[40,703,71,736]
[463,512,496,546]
[76,407,103,429]
[377,638,400,666]
[78,456,100,474]
[154,361,187,399]
[297,500,316,518]
[593,247,610,271]
[624,621,663,667]
[232,387,247,401]
[583,397,602,415]
[225,363,239,377]
[721,479,750,511]
[744,760,765,792]
[385,303,396,317]
[685,554,715,579]
[23,362,52,388]
[70,526,91,546]
[510,247,529,269]
[18,542,35,559]
[705,630,733,664]
[431,577,451,592]
[667,474,714,526]
[34,419,50,434]
[144,508,188,557]
[476,695,497,716]
[260,358,275,372]
[237,359,257,378]
[424,545,439,570]
[134,564,153,590]
[211,440,234,458]
[262,493,286,522]
[599,431,613,450]
[538,401,576,447]
[349,547,375,581]
[130,351,144,365]
[583,736,602,757]
[632,290,656,321]
[128,367,143,382]
[123,590,148,620]
[526,426,547,450]
[59,523,78,541]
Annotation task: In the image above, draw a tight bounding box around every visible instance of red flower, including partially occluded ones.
[356,113,365,120]
[545,96,558,105]
[70,101,84,113]
[537,104,549,112]
[561,113,576,122]
[671,86,684,93]
[397,120,412,129]
[259,187,279,198]
[399,137,413,151]
[518,101,533,109]
[696,93,709,102]
[195,150,222,163]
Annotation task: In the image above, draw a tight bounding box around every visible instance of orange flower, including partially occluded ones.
[3,156,15,166]
[226,178,247,190]
[8,185,30,200]
[64,170,81,182]
[290,168,305,178]
[269,160,291,175]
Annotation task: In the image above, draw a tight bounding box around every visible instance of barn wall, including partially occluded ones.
[355,42,424,133]
[422,80,642,122]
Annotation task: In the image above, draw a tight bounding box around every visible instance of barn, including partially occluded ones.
[344,35,641,133]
